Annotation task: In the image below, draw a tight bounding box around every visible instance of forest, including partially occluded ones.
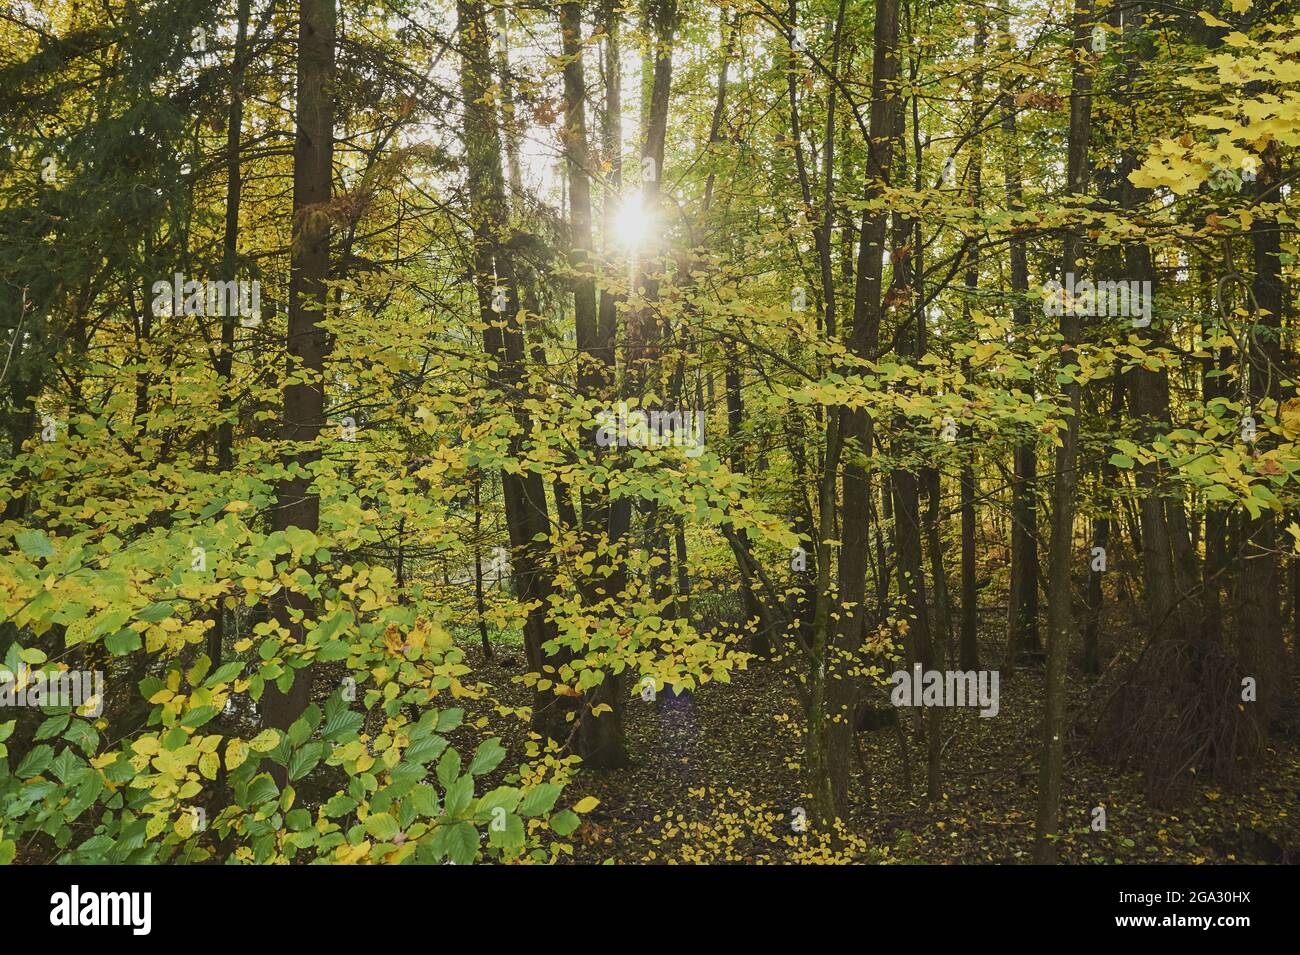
[0,0,1297,868]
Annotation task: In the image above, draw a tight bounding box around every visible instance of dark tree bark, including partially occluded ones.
[957,13,986,674]
[1035,0,1093,864]
[596,0,622,362]
[561,0,629,768]
[810,0,901,825]
[210,0,252,668]
[260,0,337,755]
[458,0,566,741]
[1000,11,1039,669]
[1237,142,1289,725]
[473,476,491,660]
[1084,377,1122,676]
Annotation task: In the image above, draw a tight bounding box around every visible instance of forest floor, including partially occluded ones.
[456,629,1300,865]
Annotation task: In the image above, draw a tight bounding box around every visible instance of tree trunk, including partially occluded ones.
[260,0,336,752]
[1001,12,1039,669]
[1035,0,1093,864]
[1237,143,1288,725]
[812,0,901,828]
[562,0,629,767]
[458,0,566,742]
[211,0,252,668]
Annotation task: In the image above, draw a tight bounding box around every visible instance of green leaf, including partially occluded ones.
[206,661,244,686]
[288,741,324,781]
[138,602,174,623]
[323,794,358,818]
[443,775,474,818]
[311,610,354,645]
[476,786,522,816]
[403,733,447,765]
[287,715,313,747]
[181,705,218,728]
[436,747,461,788]
[15,530,54,558]
[34,714,70,740]
[489,812,526,850]
[409,783,440,818]
[363,812,400,842]
[445,821,478,864]
[243,774,279,806]
[104,629,142,656]
[435,707,464,732]
[316,640,350,662]
[63,720,99,755]
[468,738,506,776]
[16,744,54,778]
[518,783,562,818]
[549,809,581,837]
[321,708,364,742]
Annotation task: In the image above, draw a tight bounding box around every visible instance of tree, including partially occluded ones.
[259,0,337,750]
[1035,0,1094,863]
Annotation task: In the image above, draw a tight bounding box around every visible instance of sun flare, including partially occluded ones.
[614,196,653,249]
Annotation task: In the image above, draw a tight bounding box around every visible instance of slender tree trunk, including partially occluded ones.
[473,477,491,660]
[959,461,979,669]
[562,0,629,767]
[493,5,525,200]
[958,15,986,673]
[1085,377,1122,675]
[458,0,566,741]
[1035,0,1093,863]
[1001,13,1039,669]
[901,11,944,800]
[1203,339,1233,643]
[211,0,252,668]
[596,0,622,361]
[260,0,336,754]
[1238,142,1288,724]
[812,0,901,825]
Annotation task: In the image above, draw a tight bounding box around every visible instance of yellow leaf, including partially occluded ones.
[199,751,219,780]
[1198,11,1231,27]
[225,738,249,771]
[1229,0,1252,11]
[90,752,119,770]
[335,840,371,864]
[573,796,600,814]
[248,728,280,752]
[1279,397,1300,435]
